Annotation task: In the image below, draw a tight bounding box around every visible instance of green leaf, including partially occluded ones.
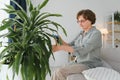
[39,13,62,21]
[16,10,30,25]
[38,0,49,10]
[5,4,14,10]
[10,0,25,11]
[14,51,24,74]
[30,10,39,23]
[0,19,14,31]
[26,0,34,12]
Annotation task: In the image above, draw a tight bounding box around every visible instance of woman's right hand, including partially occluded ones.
[60,45,74,53]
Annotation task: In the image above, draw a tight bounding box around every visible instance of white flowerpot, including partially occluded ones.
[0,64,22,80]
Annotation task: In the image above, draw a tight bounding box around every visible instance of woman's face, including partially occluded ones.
[77,15,92,31]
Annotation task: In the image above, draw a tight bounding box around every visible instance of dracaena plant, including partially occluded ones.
[109,11,120,22]
[0,0,66,80]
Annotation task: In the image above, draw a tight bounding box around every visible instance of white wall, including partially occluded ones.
[32,0,120,42]
[32,0,120,66]
[0,0,9,47]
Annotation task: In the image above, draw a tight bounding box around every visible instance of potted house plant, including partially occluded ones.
[109,11,120,23]
[0,0,66,80]
[114,11,120,22]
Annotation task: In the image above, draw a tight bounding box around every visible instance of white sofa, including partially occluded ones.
[67,48,120,80]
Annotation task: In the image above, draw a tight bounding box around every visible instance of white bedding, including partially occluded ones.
[82,67,120,80]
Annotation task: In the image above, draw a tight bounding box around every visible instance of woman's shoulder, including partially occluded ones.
[93,27,101,34]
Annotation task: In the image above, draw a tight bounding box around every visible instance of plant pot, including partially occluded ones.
[0,64,22,80]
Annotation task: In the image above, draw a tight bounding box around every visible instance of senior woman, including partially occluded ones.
[52,9,103,80]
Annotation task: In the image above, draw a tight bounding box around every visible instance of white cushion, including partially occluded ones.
[82,67,120,80]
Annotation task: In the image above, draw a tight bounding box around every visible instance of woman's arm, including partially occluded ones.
[52,45,74,53]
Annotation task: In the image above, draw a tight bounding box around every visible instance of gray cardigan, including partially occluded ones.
[69,26,103,68]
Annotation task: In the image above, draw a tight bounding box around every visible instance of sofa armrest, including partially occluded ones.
[101,48,120,73]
